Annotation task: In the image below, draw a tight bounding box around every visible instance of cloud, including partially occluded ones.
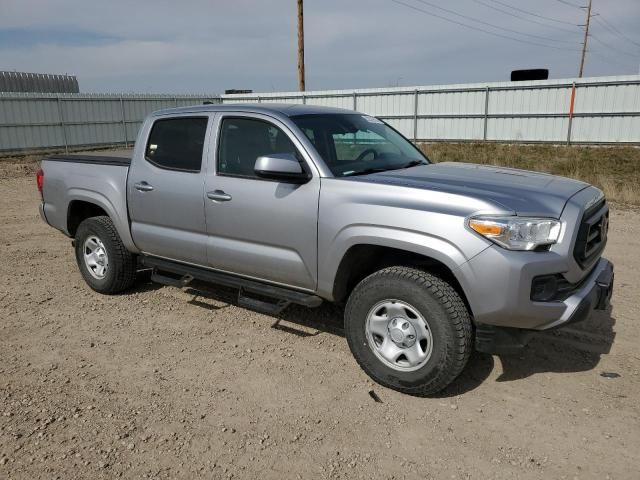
[0,0,638,93]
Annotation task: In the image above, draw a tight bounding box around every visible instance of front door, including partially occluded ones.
[128,114,211,265]
[204,113,320,290]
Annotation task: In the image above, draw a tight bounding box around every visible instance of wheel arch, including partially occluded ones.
[65,189,139,253]
[330,243,473,317]
[67,200,108,237]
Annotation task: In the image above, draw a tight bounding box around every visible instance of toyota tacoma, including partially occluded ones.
[36,104,614,395]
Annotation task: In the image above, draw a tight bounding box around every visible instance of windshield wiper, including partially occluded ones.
[342,167,391,177]
[399,160,428,169]
[342,160,427,177]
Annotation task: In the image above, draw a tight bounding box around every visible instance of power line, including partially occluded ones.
[589,50,637,70]
[590,34,640,58]
[487,0,577,26]
[471,0,580,35]
[410,0,580,45]
[554,0,584,9]
[594,15,640,49]
[388,0,580,51]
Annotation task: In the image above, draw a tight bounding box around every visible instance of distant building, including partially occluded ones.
[224,89,253,94]
[0,71,79,93]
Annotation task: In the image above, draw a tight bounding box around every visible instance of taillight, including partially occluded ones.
[36,167,44,199]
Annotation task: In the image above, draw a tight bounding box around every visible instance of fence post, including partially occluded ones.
[119,96,128,148]
[483,86,490,141]
[566,82,576,145]
[353,92,357,111]
[174,97,178,107]
[56,96,68,153]
[413,89,419,143]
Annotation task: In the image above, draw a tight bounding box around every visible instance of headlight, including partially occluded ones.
[468,216,561,251]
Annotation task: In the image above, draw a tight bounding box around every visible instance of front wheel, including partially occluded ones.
[74,216,137,294]
[344,266,473,396]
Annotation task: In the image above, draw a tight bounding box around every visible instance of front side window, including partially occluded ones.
[217,117,300,178]
[291,114,428,177]
[145,117,208,172]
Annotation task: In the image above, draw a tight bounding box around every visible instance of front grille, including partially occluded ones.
[574,199,609,269]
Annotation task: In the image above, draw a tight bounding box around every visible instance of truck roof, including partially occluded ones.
[153,103,355,118]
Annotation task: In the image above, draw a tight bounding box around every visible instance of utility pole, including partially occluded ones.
[578,0,593,78]
[297,0,306,91]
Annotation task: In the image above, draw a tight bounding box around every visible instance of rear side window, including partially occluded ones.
[145,117,208,172]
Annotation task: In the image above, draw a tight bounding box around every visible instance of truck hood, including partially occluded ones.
[346,162,589,217]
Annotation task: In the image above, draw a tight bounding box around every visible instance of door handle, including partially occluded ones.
[134,181,154,192]
[207,190,232,202]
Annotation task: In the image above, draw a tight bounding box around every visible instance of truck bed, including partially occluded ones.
[40,148,137,251]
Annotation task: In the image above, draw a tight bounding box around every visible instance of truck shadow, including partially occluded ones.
[495,309,616,382]
[279,304,617,397]
[420,309,617,398]
[137,280,617,397]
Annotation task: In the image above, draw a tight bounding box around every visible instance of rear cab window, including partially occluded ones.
[145,117,208,172]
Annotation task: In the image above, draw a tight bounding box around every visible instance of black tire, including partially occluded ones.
[74,216,137,294]
[344,266,473,396]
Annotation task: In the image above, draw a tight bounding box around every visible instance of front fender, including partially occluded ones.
[316,223,488,300]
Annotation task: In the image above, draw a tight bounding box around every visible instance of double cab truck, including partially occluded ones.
[37,104,614,395]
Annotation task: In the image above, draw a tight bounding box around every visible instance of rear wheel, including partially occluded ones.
[344,266,472,395]
[74,216,137,294]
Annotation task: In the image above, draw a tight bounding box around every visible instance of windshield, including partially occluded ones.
[290,114,429,177]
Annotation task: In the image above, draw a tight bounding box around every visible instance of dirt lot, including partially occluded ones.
[1,163,639,479]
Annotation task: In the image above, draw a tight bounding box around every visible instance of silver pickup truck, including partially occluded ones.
[37,104,614,395]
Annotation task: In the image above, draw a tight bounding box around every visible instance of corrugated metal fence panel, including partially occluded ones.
[489,85,570,114]
[307,95,352,109]
[0,93,220,155]
[221,75,640,144]
[487,117,569,143]
[571,116,640,143]
[575,81,640,113]
[568,81,640,143]
[359,92,414,117]
[418,118,484,141]
[419,90,486,115]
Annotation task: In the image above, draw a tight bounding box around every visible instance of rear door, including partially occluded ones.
[203,113,320,290]
[128,114,212,265]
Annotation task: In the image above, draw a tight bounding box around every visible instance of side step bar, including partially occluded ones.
[151,271,193,288]
[237,287,291,315]
[141,256,323,312]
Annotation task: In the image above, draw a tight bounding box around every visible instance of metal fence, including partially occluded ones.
[222,74,640,145]
[1,75,639,157]
[0,93,220,156]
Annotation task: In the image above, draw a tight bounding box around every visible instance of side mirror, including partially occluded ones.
[254,153,309,183]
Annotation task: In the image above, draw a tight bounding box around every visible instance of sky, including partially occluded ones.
[0,0,639,94]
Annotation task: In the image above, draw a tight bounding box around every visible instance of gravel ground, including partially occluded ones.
[1,164,639,479]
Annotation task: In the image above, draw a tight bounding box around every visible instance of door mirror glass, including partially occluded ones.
[254,153,309,183]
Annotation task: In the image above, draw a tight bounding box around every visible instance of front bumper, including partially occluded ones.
[473,258,613,354]
[553,258,613,329]
[456,241,614,331]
